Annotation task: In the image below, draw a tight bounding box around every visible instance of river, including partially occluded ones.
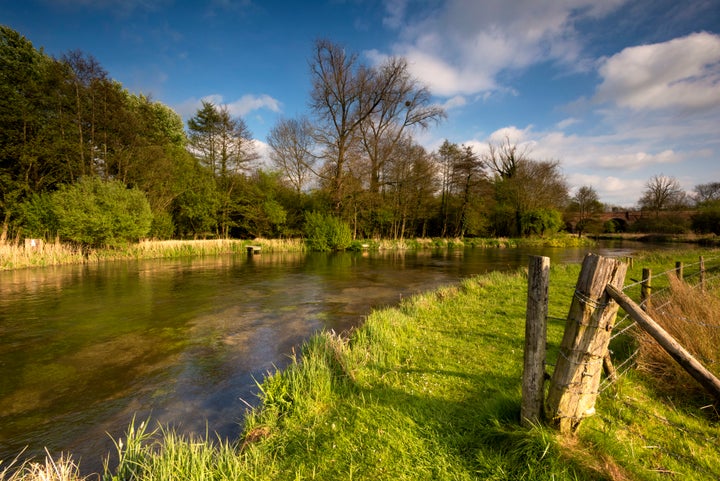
[0,241,673,472]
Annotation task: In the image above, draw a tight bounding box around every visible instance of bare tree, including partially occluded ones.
[570,185,602,220]
[482,136,531,179]
[309,39,384,213]
[267,116,317,194]
[638,174,687,215]
[359,56,445,194]
[693,181,720,205]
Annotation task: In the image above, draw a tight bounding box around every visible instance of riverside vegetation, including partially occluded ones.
[0,234,593,271]
[1,248,719,480]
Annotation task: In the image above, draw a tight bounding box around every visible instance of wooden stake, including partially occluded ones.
[641,268,652,312]
[545,254,627,433]
[522,256,550,427]
[606,285,720,402]
[675,261,684,281]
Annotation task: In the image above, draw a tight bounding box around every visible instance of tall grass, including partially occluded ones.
[0,238,307,270]
[0,449,84,481]
[636,274,720,401]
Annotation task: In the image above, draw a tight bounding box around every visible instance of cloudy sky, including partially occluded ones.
[3,0,720,207]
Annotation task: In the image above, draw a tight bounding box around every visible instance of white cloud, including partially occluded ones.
[556,117,579,129]
[441,95,467,110]
[226,94,282,117]
[594,32,720,112]
[174,93,281,120]
[383,0,627,98]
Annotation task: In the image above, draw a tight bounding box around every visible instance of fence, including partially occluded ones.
[521,252,720,433]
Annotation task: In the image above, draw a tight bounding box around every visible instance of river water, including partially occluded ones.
[0,241,669,472]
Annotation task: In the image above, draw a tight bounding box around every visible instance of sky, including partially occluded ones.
[2,0,720,207]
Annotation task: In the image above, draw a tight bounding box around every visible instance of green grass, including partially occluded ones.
[3,248,719,480]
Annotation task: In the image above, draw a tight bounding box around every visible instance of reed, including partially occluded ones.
[0,241,85,270]
[0,449,84,481]
[0,238,308,270]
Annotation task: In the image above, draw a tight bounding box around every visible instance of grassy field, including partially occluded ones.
[2,249,719,480]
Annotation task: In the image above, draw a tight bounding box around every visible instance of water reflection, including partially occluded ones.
[0,242,683,472]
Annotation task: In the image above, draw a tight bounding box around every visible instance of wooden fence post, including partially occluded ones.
[545,254,627,433]
[700,256,706,292]
[522,256,550,427]
[606,285,720,402]
[641,268,652,312]
[675,261,684,281]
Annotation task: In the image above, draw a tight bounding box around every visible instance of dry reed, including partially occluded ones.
[0,449,85,481]
[636,274,720,401]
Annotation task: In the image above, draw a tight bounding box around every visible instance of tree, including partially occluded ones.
[0,26,60,240]
[359,56,445,195]
[187,101,258,237]
[638,174,687,215]
[187,101,257,178]
[51,177,152,247]
[267,116,317,194]
[309,39,386,213]
[693,182,720,206]
[568,185,603,236]
[487,140,568,236]
[482,136,530,179]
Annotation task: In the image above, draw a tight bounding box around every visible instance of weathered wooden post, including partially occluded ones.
[545,254,627,433]
[700,256,706,292]
[640,268,652,312]
[522,255,550,427]
[675,261,684,281]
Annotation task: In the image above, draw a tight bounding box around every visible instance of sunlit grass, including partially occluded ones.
[0,238,307,270]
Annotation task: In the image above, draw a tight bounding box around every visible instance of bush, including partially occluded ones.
[19,192,58,238]
[51,177,153,247]
[304,211,352,251]
[630,215,690,234]
[520,208,563,237]
[691,206,720,235]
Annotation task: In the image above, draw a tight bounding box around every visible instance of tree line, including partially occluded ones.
[1,26,718,248]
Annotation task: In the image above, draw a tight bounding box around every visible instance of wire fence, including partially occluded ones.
[599,254,720,393]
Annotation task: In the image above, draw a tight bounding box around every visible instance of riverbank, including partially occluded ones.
[5,248,717,480]
[593,232,720,246]
[0,235,594,271]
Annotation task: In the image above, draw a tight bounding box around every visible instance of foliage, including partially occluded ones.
[51,177,152,247]
[18,193,57,239]
[691,202,720,235]
[303,211,352,251]
[630,215,690,234]
[520,208,564,236]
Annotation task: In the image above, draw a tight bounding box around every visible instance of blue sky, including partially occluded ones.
[3,0,720,207]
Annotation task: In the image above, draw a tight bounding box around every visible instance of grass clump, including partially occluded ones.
[636,269,720,403]
[0,449,84,481]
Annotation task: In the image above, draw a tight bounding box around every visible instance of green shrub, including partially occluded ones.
[51,177,153,247]
[304,211,352,251]
[19,192,58,239]
[691,205,720,235]
[520,208,563,236]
